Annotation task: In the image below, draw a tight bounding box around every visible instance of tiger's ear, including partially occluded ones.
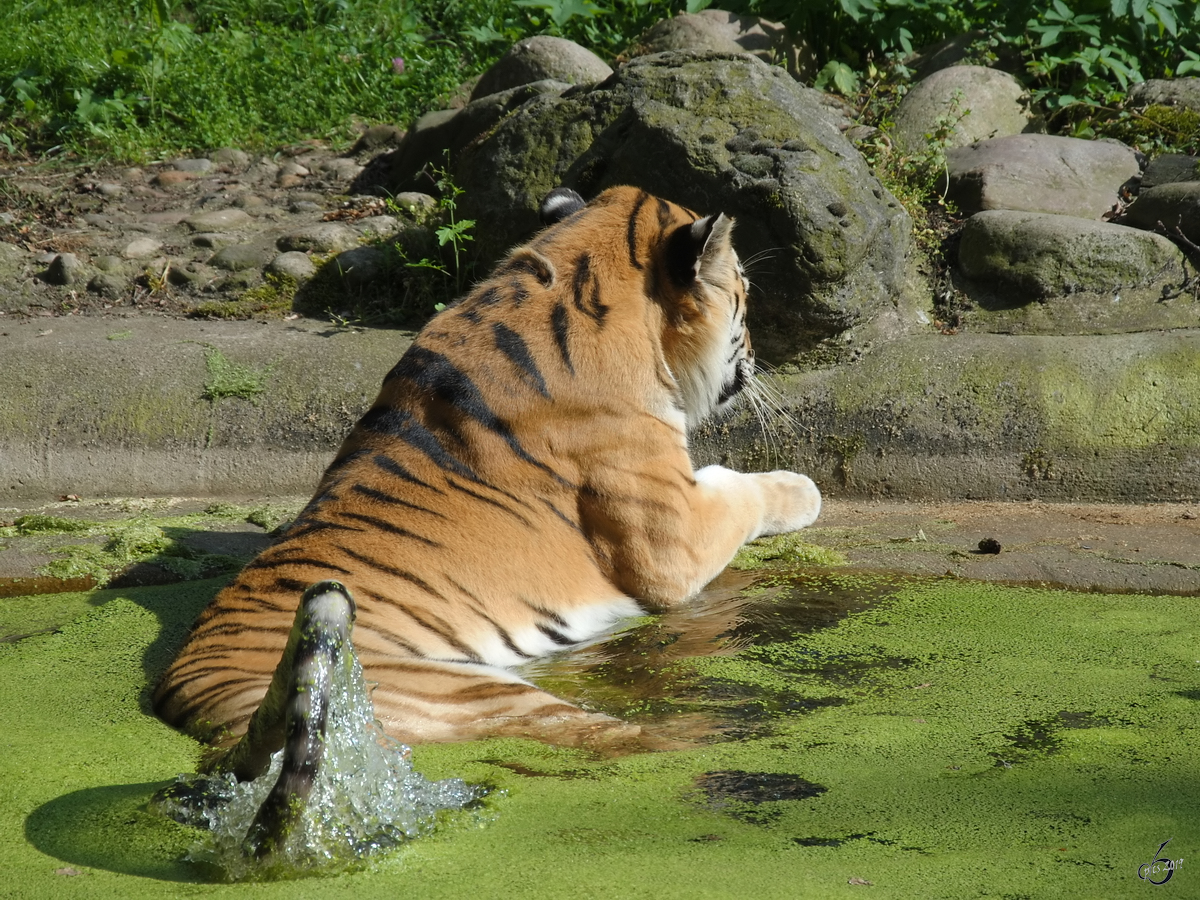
[665,213,734,286]
[539,187,586,226]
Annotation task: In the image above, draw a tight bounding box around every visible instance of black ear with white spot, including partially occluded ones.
[665,213,732,286]
[539,187,586,226]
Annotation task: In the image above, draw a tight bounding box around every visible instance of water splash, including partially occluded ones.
[156,645,480,881]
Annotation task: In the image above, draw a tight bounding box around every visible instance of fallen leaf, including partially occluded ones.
[848,876,873,886]
[55,867,81,876]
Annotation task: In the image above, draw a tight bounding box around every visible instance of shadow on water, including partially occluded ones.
[25,782,215,882]
[521,567,908,744]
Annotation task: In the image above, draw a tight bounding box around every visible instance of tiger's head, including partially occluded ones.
[540,186,754,432]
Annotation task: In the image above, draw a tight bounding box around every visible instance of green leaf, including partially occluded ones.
[685,0,714,12]
[1151,1,1178,35]
[1052,0,1073,20]
[1132,0,1150,18]
[1038,25,1062,46]
[1110,0,1129,15]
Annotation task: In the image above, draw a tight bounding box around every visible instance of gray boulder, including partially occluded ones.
[1123,182,1200,244]
[1140,153,1200,190]
[632,9,815,80]
[351,80,568,197]
[454,51,910,339]
[44,253,87,286]
[1128,77,1200,111]
[944,135,1139,218]
[210,242,275,272]
[955,210,1192,334]
[470,36,611,101]
[891,65,1039,155]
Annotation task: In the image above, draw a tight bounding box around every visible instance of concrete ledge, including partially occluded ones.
[2,317,1197,501]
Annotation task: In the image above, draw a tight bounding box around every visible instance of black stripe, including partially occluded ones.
[656,198,672,230]
[355,585,481,663]
[444,476,534,527]
[359,407,481,482]
[536,623,575,646]
[499,252,554,287]
[272,576,311,593]
[457,307,482,324]
[320,447,370,482]
[539,497,582,533]
[516,595,569,628]
[336,546,444,598]
[377,348,572,487]
[371,453,444,494]
[509,279,530,306]
[477,286,502,306]
[627,190,649,269]
[335,510,441,546]
[492,321,550,399]
[551,302,574,375]
[351,483,446,518]
[243,555,352,574]
[282,519,364,541]
[571,254,608,325]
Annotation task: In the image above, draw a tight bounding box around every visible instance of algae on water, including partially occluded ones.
[730,533,848,570]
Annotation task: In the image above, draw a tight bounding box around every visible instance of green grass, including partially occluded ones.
[0,0,682,161]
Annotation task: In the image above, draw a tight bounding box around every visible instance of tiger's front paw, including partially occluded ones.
[756,471,821,536]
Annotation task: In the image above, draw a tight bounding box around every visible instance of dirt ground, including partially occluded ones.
[2,495,1197,599]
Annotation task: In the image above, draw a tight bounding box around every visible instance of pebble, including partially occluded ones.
[122,238,164,260]
[331,246,388,288]
[192,232,237,249]
[97,183,125,198]
[93,255,124,273]
[355,215,401,239]
[153,170,198,187]
[210,243,275,272]
[173,158,214,173]
[211,148,251,171]
[141,211,189,225]
[267,251,316,280]
[184,208,253,231]
[45,253,85,285]
[392,192,437,215]
[277,222,359,253]
[87,273,126,299]
[289,200,322,213]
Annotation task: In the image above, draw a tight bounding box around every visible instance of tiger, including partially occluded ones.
[153,184,822,779]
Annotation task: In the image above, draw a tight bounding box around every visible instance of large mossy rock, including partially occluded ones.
[454,52,911,344]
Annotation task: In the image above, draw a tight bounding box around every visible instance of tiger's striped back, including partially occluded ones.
[154,185,821,749]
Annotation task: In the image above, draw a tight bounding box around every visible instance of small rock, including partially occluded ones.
[140,210,189,225]
[92,255,124,273]
[167,264,209,286]
[633,9,815,80]
[352,124,404,152]
[233,194,269,210]
[87,272,126,299]
[45,253,85,285]
[191,232,237,250]
[392,192,437,215]
[471,35,612,101]
[289,199,323,213]
[318,158,365,181]
[277,222,359,254]
[152,170,198,187]
[354,215,401,238]
[211,148,251,171]
[978,538,1002,554]
[96,182,125,198]
[81,213,112,227]
[183,208,253,231]
[331,245,389,288]
[278,174,306,189]
[173,157,213,173]
[210,243,275,272]
[267,251,317,280]
[121,237,164,260]
[279,161,310,179]
[120,167,145,183]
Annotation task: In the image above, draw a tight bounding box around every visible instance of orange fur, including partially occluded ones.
[153,186,821,748]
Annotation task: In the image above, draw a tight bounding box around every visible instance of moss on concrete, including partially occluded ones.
[0,568,1196,897]
[730,533,849,570]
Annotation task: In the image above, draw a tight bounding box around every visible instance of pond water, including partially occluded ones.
[0,566,1197,897]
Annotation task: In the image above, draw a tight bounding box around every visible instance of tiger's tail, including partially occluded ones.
[225,580,357,859]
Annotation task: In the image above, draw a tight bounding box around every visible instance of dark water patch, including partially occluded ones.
[992,711,1124,767]
[722,572,902,646]
[792,832,928,852]
[1175,689,1200,701]
[696,770,827,804]
[479,760,604,780]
